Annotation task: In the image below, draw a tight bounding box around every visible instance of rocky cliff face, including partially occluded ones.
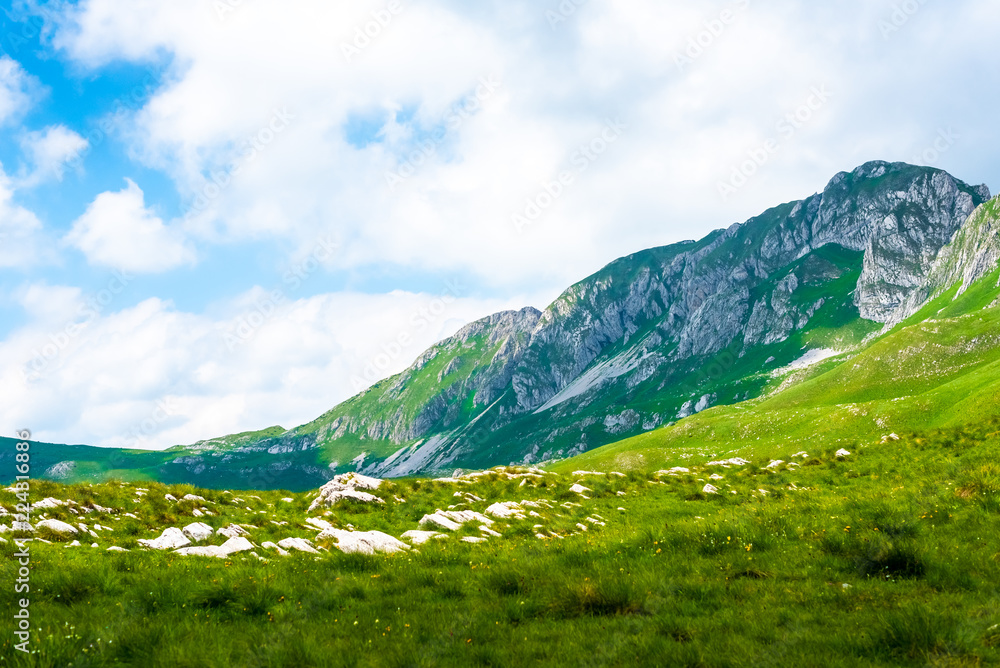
[887,195,1000,327]
[161,161,995,480]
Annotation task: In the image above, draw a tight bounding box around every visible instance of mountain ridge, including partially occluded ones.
[5,160,996,490]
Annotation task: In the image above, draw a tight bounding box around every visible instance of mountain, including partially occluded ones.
[4,161,997,490]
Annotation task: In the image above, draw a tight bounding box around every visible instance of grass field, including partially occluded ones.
[2,418,998,667]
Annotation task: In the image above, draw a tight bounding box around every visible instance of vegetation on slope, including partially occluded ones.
[1,420,998,666]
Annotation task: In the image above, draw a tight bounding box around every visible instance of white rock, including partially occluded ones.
[191,509,204,517]
[571,471,605,477]
[183,494,206,502]
[307,473,384,512]
[280,497,294,503]
[765,460,785,470]
[164,494,177,502]
[277,537,320,554]
[316,528,409,554]
[479,526,501,537]
[485,502,525,520]
[705,458,750,468]
[835,448,852,458]
[34,498,68,509]
[419,509,493,531]
[36,519,79,535]
[702,484,719,495]
[261,541,289,556]
[568,484,591,494]
[182,522,214,543]
[90,543,98,548]
[400,530,443,545]
[305,517,333,531]
[106,546,128,552]
[67,540,81,547]
[461,536,487,544]
[709,474,724,480]
[174,536,254,558]
[217,524,249,539]
[791,452,810,459]
[138,527,191,550]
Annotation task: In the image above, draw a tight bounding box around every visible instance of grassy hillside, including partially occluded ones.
[2,421,998,666]
[557,266,1000,476]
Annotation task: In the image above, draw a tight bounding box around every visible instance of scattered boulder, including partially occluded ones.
[107,546,128,552]
[308,474,385,512]
[419,510,493,531]
[261,541,289,556]
[164,494,177,502]
[316,528,409,554]
[835,449,852,458]
[305,517,333,531]
[705,458,750,468]
[703,484,719,495]
[765,460,785,470]
[276,537,320,554]
[183,494,207,502]
[33,498,67,510]
[401,530,443,545]
[461,536,487,544]
[217,524,249,539]
[568,484,591,494]
[485,502,525,520]
[182,522,214,543]
[280,497,294,503]
[36,519,79,535]
[174,537,254,558]
[138,527,191,550]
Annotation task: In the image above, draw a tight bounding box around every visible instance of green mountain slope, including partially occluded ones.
[558,205,1000,474]
[5,162,996,489]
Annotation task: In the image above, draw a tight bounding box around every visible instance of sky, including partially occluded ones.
[0,0,997,449]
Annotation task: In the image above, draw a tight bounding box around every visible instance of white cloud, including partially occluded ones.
[64,179,196,273]
[1,285,538,449]
[0,166,51,269]
[49,0,1000,294]
[18,125,89,186]
[0,56,39,124]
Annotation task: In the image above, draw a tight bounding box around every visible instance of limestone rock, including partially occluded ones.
[138,527,191,550]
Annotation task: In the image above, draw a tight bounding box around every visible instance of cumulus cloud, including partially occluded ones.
[2,286,535,448]
[64,179,196,273]
[0,166,51,269]
[0,56,40,124]
[48,0,1000,293]
[18,125,89,186]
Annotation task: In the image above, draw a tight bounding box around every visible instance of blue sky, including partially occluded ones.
[1,0,998,449]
